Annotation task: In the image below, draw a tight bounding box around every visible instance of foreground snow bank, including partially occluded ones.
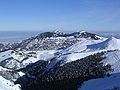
[0,76,21,90]
[79,73,120,90]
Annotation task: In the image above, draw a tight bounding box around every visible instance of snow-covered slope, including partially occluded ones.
[54,37,120,65]
[87,37,120,51]
[1,36,120,75]
[61,38,106,53]
[102,50,120,74]
[1,37,120,73]
[0,65,21,90]
[63,37,120,63]
[0,76,21,90]
[0,50,12,62]
[0,50,56,70]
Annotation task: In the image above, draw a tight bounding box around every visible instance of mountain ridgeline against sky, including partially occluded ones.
[0,31,120,90]
[0,31,101,51]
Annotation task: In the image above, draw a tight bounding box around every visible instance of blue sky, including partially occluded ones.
[0,0,120,32]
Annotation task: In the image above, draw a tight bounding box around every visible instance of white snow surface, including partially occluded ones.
[55,38,106,63]
[0,76,21,90]
[62,38,107,53]
[0,50,12,62]
[102,50,120,74]
[0,50,56,69]
[87,37,120,51]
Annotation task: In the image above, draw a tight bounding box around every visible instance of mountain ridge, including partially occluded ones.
[0,30,102,51]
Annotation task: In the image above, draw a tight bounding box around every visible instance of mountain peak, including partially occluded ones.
[53,30,63,34]
[79,30,86,34]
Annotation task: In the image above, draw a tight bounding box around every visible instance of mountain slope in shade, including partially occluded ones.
[79,50,120,90]
[79,73,120,90]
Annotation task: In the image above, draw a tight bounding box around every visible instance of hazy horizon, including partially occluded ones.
[0,30,120,43]
[0,29,120,33]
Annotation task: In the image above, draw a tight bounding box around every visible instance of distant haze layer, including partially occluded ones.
[0,31,120,43]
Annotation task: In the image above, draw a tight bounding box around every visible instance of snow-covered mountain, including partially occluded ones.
[0,30,102,51]
[0,31,120,90]
[0,31,103,70]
